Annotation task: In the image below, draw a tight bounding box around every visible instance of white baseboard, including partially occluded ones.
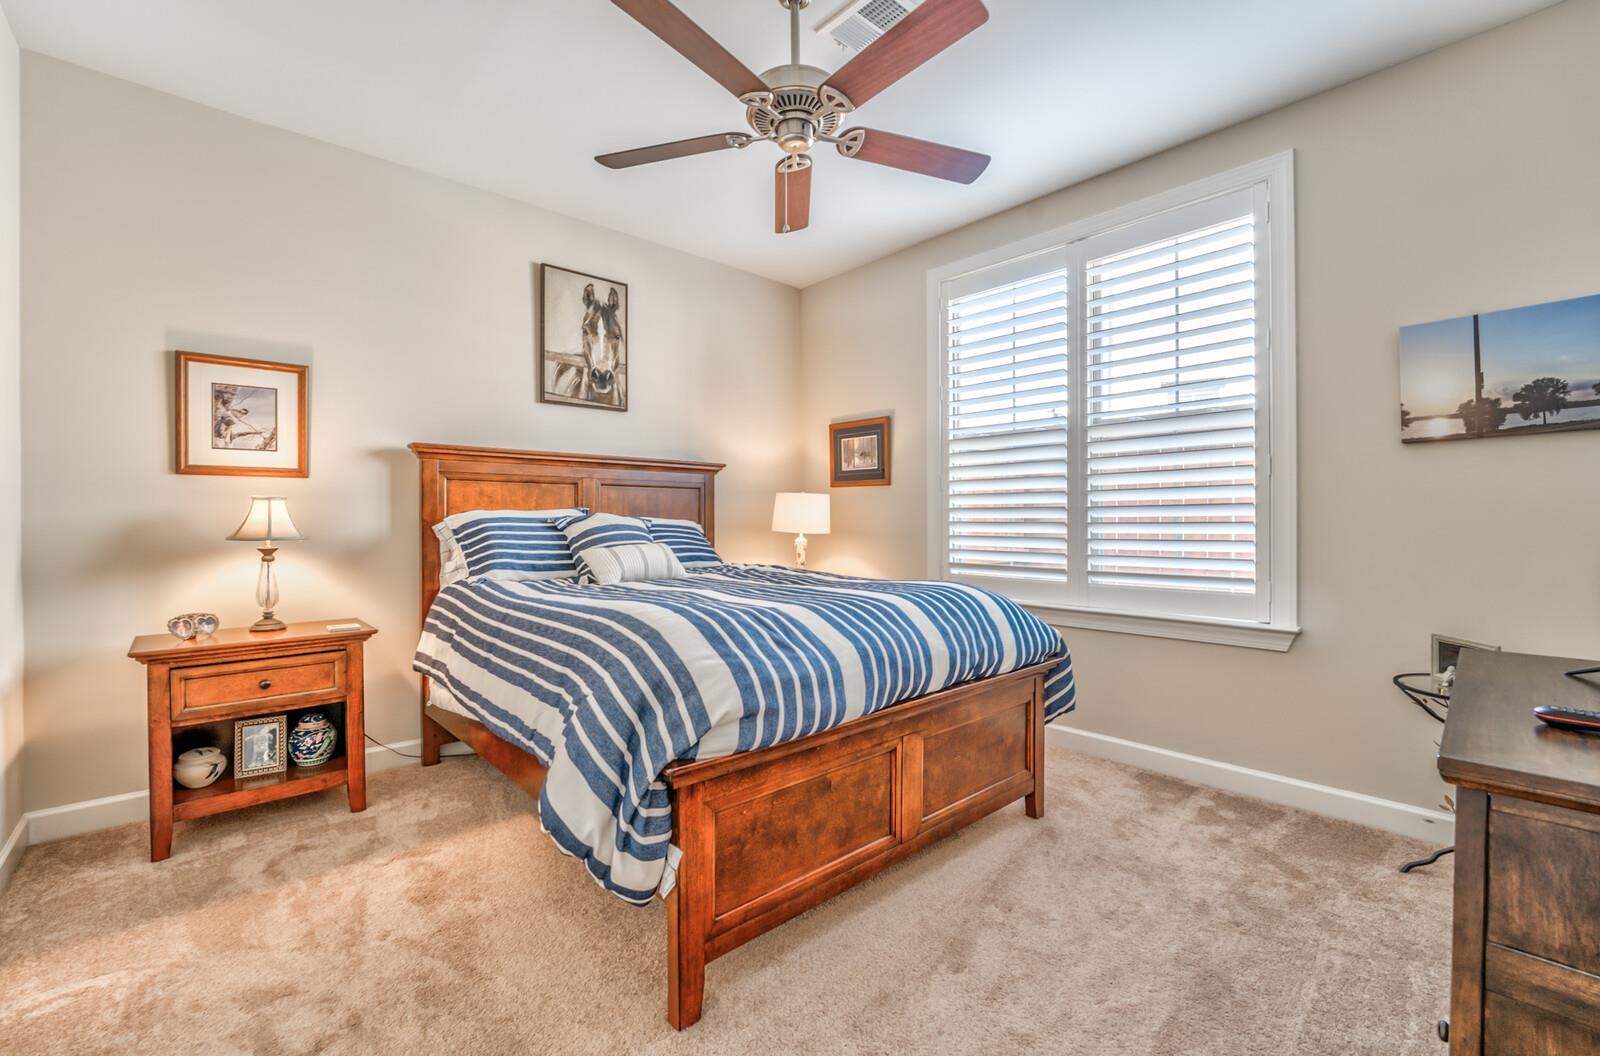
[0,813,26,893]
[26,788,148,845]
[1048,726,1454,844]
[18,738,475,851]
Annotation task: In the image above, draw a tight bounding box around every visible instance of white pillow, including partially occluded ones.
[582,542,687,585]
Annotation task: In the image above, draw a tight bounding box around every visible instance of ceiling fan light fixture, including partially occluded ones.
[775,117,815,154]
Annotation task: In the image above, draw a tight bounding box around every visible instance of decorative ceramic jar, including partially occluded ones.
[288,712,338,767]
[166,615,198,641]
[173,746,227,789]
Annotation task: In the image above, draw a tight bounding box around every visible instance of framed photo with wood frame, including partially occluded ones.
[175,351,308,477]
[538,263,629,412]
[829,415,891,487]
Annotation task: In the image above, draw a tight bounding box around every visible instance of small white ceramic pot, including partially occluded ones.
[174,746,228,789]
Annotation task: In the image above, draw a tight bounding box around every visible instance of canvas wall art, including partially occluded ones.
[1399,293,1600,443]
[175,351,309,476]
[539,263,628,411]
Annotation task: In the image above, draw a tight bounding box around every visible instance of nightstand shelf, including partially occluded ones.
[171,751,349,821]
[130,618,377,860]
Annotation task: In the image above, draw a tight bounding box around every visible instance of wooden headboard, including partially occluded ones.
[409,443,724,625]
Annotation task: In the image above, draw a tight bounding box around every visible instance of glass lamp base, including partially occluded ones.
[250,612,287,633]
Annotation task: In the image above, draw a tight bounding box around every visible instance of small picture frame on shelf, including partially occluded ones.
[234,715,287,777]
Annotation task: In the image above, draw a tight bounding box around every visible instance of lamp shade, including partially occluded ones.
[227,496,306,542]
[772,492,830,536]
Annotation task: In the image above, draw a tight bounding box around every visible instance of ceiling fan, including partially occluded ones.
[597,0,992,235]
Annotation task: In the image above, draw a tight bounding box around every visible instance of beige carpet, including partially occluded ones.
[0,744,1450,1055]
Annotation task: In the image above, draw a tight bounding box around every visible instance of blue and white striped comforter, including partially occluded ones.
[413,564,1075,904]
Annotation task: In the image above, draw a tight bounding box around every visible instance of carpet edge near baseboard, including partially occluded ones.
[14,739,477,853]
[1048,725,1454,843]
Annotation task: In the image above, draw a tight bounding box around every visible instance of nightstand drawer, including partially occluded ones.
[170,650,347,722]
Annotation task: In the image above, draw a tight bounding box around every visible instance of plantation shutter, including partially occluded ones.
[937,170,1285,630]
[1079,188,1264,615]
[942,250,1071,587]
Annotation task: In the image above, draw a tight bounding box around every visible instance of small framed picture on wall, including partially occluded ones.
[175,351,309,476]
[829,416,891,487]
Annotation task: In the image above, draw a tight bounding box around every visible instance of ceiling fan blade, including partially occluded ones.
[774,159,812,234]
[610,0,768,99]
[821,0,988,109]
[838,128,990,184]
[596,133,746,169]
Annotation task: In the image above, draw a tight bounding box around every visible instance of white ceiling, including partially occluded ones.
[3,0,1560,287]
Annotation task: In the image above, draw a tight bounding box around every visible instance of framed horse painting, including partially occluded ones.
[538,263,628,412]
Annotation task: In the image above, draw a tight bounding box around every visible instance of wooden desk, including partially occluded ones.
[130,619,378,861]
[1439,649,1600,1054]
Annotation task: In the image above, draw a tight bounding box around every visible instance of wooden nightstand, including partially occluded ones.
[129,619,378,862]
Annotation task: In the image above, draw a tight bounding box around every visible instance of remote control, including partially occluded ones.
[1533,705,1600,734]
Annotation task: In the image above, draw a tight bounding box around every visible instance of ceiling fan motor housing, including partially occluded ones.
[750,64,843,155]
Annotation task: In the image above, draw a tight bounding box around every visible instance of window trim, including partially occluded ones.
[925,151,1298,651]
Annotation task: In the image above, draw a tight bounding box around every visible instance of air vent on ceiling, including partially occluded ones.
[814,0,924,54]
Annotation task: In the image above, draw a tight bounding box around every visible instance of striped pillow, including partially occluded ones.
[556,512,654,582]
[582,542,687,585]
[435,508,587,585]
[645,518,722,567]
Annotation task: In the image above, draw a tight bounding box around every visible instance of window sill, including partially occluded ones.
[1025,603,1301,652]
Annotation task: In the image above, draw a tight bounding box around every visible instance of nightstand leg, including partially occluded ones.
[148,664,174,861]
[347,646,367,813]
[151,807,173,862]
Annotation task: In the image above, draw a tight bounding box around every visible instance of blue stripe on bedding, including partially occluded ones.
[413,563,1074,905]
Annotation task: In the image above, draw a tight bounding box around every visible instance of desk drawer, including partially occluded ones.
[1487,797,1600,977]
[171,650,346,722]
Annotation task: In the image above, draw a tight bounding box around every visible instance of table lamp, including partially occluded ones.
[227,496,305,632]
[772,492,829,567]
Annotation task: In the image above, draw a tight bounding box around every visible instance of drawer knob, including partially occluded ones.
[258,678,272,690]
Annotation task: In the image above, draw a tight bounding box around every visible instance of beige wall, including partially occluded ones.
[0,11,21,839]
[19,56,803,812]
[799,0,1600,811]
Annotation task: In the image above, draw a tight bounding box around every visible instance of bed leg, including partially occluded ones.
[666,784,709,1030]
[421,678,443,767]
[666,885,706,1029]
[1025,675,1045,819]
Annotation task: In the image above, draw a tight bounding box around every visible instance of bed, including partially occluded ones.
[409,443,1075,1028]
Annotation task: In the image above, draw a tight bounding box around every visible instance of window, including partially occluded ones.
[931,154,1296,649]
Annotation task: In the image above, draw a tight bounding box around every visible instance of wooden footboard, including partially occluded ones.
[662,661,1050,1029]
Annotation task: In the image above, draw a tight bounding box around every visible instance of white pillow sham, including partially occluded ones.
[582,541,687,586]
